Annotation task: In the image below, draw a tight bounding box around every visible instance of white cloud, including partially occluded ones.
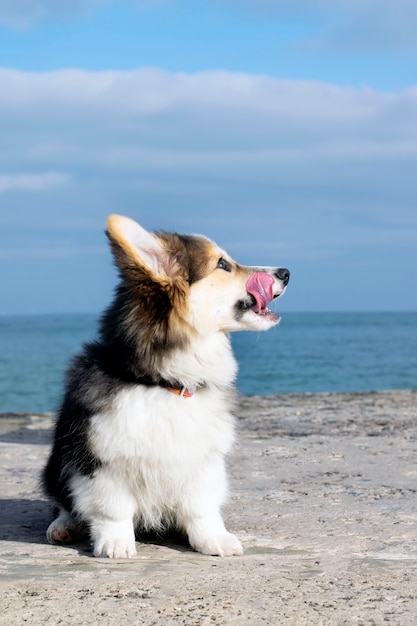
[0,67,416,272]
[0,172,71,193]
[0,245,105,260]
[1,68,415,179]
[0,66,407,118]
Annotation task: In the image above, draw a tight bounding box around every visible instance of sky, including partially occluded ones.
[0,0,416,314]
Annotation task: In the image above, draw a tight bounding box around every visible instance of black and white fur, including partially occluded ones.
[43,214,289,558]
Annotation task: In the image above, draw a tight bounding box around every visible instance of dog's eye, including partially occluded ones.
[217,257,232,272]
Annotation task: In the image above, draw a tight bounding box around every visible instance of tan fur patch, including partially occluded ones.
[106,214,150,271]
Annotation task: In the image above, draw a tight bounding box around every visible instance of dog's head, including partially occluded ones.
[106,214,289,338]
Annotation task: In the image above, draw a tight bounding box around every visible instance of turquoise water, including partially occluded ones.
[0,313,416,412]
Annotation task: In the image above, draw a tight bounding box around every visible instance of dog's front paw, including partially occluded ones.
[190,530,243,557]
[94,537,137,559]
[46,510,84,545]
[91,520,137,558]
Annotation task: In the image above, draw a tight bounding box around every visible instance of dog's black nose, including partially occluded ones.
[275,268,290,286]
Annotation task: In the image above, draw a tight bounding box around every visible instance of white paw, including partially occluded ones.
[190,531,243,557]
[46,511,83,545]
[94,538,137,559]
[92,520,137,559]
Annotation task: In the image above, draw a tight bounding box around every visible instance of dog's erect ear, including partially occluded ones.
[106,214,171,279]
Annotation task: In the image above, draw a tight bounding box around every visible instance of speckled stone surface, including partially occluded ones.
[1,390,417,625]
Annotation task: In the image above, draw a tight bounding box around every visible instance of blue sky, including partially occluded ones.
[0,0,416,314]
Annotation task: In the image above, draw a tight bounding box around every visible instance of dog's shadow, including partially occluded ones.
[136,528,191,554]
[0,497,191,557]
[0,498,52,544]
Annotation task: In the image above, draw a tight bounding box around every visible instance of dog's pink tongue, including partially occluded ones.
[246,272,275,313]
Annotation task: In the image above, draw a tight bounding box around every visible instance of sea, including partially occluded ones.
[0,312,416,413]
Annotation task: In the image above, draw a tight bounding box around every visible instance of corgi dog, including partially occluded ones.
[43,215,289,558]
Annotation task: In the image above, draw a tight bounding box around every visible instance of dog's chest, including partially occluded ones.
[88,385,236,469]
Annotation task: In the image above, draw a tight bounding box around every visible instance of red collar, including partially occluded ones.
[133,374,195,398]
[162,384,194,398]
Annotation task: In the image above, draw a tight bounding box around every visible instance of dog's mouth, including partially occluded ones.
[244,272,280,320]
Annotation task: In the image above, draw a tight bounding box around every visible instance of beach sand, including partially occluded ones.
[1,390,416,625]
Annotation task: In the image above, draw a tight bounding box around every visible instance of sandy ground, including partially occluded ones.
[1,390,416,625]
